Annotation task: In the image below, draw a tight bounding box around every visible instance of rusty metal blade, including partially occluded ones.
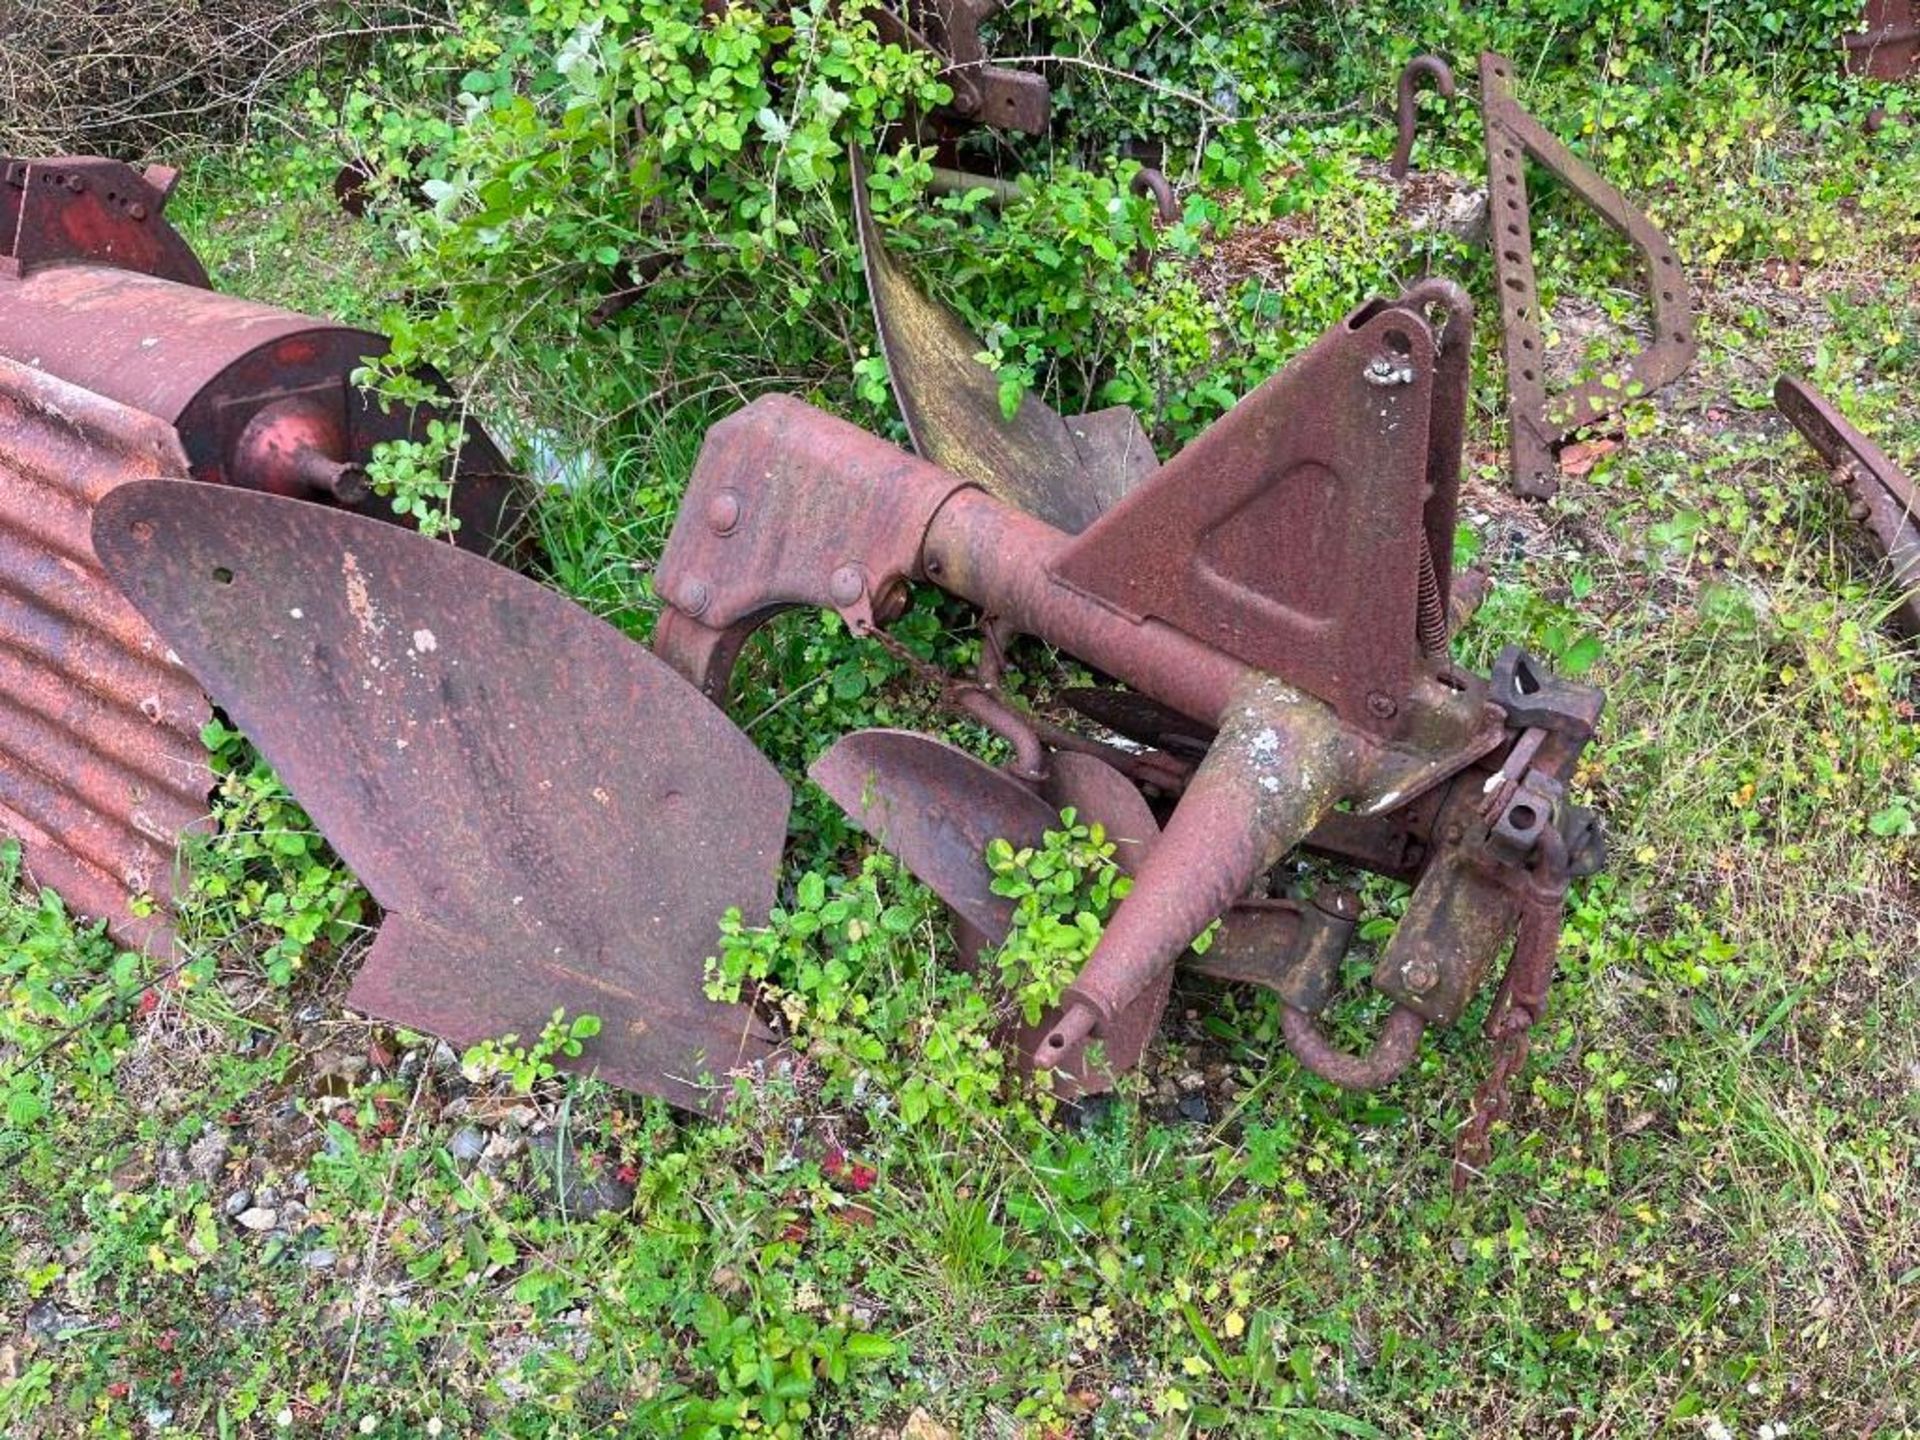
[1060,685,1216,760]
[815,731,1174,1092]
[851,150,1156,534]
[811,728,1059,937]
[1039,750,1160,868]
[93,481,788,1111]
[1776,376,1920,636]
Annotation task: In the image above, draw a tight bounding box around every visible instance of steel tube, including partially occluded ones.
[920,487,1250,727]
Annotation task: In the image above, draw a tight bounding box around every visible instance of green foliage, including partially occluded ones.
[363,418,464,537]
[317,0,949,427]
[461,1008,604,1091]
[184,719,366,987]
[5,1,1919,1434]
[985,810,1131,1027]
[708,852,1022,1128]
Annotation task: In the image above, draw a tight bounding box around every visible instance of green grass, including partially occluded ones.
[3,10,1919,1438]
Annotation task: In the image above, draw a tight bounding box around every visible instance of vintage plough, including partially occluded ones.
[4,144,1610,1172]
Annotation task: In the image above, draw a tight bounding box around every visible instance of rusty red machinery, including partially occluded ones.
[84,147,1607,1181]
[1776,378,1920,636]
[1848,1,1920,77]
[1383,57,1699,500]
[0,155,521,952]
[1475,55,1698,500]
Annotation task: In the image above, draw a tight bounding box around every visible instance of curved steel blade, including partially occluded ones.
[852,150,1156,534]
[1039,750,1160,872]
[93,482,789,1112]
[811,728,1058,938]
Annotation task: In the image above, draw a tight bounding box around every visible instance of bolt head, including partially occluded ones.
[1403,958,1439,994]
[828,565,866,607]
[705,490,741,535]
[1366,691,1398,720]
[128,202,148,221]
[678,578,711,617]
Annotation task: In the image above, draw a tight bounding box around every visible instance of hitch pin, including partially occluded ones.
[1479,726,1547,822]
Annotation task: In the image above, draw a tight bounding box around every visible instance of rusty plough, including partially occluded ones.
[0,150,1608,1176]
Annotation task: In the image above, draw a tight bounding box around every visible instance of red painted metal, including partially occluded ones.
[1847,1,1920,77]
[1479,53,1697,499]
[0,155,527,954]
[94,482,787,1111]
[1,157,207,286]
[0,356,207,954]
[868,1,1051,135]
[1048,297,1455,733]
[654,288,1598,1109]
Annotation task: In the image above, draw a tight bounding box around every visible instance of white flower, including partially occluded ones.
[276,1412,293,1429]
[426,1421,444,1438]
[359,1418,377,1435]
[1703,1418,1733,1440]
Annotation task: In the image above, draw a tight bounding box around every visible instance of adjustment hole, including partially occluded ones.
[1046,1033,1067,1049]
[212,566,235,585]
[1383,327,1413,355]
[1508,803,1539,831]
[1503,277,1525,292]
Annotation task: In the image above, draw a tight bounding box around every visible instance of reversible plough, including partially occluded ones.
[26,47,1802,1175]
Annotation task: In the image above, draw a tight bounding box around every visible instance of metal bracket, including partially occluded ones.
[0,157,207,287]
[1479,53,1697,498]
[869,1,1051,134]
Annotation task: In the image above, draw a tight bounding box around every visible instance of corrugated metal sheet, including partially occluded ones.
[0,353,210,953]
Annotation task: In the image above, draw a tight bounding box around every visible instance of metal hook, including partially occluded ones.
[1389,55,1457,180]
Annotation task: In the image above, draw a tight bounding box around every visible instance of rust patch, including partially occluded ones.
[0,354,209,952]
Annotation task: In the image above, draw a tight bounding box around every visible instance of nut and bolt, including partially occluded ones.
[678,578,711,617]
[1402,958,1440,995]
[705,490,742,535]
[828,565,866,608]
[128,202,148,221]
[1366,691,1399,720]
